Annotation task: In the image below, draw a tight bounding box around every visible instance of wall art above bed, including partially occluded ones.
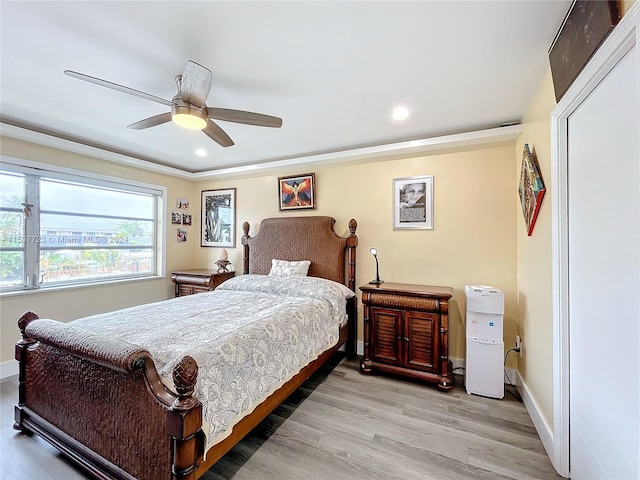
[278,172,316,211]
[201,188,236,247]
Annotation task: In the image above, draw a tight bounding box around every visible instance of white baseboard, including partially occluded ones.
[1,360,18,380]
[514,370,563,476]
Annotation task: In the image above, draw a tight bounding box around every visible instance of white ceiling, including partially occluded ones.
[0,1,571,178]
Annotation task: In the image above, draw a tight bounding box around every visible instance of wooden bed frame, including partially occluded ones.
[13,216,358,480]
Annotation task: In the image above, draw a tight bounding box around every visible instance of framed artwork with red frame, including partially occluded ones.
[518,144,546,236]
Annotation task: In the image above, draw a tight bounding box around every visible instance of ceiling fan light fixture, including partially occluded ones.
[171,103,208,130]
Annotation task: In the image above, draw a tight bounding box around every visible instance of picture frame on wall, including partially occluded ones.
[393,175,434,230]
[518,144,546,236]
[201,188,236,247]
[548,0,619,102]
[278,173,316,211]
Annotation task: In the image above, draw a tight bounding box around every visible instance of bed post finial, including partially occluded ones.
[17,311,39,345]
[348,219,357,238]
[171,356,199,411]
[168,356,205,479]
[241,221,252,274]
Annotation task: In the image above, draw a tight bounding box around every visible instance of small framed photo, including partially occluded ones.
[201,188,236,247]
[278,173,315,211]
[171,211,182,225]
[393,176,434,230]
[182,212,192,226]
[177,228,187,242]
[176,198,190,209]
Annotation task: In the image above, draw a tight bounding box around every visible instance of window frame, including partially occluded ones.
[0,156,166,294]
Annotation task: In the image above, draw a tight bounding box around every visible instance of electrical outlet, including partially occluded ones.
[515,335,522,351]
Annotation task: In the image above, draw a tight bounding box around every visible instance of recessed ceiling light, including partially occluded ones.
[195,148,207,157]
[392,106,410,121]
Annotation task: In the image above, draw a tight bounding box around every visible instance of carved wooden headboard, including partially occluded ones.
[241,216,358,289]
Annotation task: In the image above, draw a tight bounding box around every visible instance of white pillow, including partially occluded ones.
[268,259,311,277]
[316,278,356,299]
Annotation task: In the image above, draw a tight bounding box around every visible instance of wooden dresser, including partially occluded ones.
[171,269,235,297]
[359,282,454,390]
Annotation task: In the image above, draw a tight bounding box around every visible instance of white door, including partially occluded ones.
[566,42,639,479]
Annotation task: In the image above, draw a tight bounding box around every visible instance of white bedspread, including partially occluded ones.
[72,274,349,451]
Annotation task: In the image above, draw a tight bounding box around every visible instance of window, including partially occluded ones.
[0,160,164,292]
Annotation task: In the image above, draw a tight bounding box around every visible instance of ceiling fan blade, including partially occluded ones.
[203,119,234,147]
[208,108,282,128]
[127,112,172,130]
[64,70,173,107]
[180,61,212,108]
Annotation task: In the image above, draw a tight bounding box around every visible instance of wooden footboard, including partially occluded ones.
[14,311,204,480]
[14,311,352,480]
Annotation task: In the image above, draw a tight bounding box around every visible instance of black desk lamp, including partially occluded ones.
[369,247,384,285]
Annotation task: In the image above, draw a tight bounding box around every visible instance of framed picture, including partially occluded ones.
[171,211,182,225]
[393,175,434,230]
[176,197,190,209]
[548,1,619,102]
[518,144,546,236]
[201,188,236,247]
[278,173,315,211]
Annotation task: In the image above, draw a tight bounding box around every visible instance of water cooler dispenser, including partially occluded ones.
[464,285,504,399]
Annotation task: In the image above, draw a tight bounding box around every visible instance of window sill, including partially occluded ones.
[0,275,166,298]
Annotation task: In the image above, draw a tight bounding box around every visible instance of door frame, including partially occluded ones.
[550,3,639,477]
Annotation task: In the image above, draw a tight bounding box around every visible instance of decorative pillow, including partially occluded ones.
[268,259,311,277]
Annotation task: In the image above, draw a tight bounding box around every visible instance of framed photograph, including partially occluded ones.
[201,188,236,247]
[278,173,315,211]
[518,144,546,236]
[393,175,434,230]
[177,228,187,242]
[182,212,192,226]
[171,211,182,225]
[176,197,190,209]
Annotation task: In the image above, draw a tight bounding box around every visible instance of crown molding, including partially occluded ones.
[1,121,522,180]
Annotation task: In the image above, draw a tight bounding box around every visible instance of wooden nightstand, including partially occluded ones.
[359,282,454,391]
[171,269,235,297]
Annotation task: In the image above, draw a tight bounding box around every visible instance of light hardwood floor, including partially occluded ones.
[1,355,563,480]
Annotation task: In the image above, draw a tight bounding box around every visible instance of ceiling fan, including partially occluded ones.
[64,60,282,147]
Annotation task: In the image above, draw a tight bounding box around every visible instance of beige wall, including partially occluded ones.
[515,69,556,427]
[0,137,199,364]
[196,142,519,364]
[620,0,635,16]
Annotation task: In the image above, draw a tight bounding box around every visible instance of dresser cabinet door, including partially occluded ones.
[192,285,212,294]
[403,311,439,372]
[370,307,402,366]
[177,285,195,296]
